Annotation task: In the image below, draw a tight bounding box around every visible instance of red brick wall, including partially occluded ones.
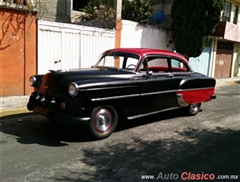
[0,8,37,96]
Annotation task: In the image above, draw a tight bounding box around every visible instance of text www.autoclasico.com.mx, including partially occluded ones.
[141,172,239,181]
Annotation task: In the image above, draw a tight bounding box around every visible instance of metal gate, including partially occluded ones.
[38,20,115,74]
[214,41,233,78]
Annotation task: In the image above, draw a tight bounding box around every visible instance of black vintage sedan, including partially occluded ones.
[27,48,216,139]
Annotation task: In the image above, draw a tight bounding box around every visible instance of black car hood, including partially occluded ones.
[47,67,135,88]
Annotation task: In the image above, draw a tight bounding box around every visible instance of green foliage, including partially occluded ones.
[171,0,224,59]
[122,0,158,25]
[78,0,115,28]
[79,0,159,28]
[79,1,98,21]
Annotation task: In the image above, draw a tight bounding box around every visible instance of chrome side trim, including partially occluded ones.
[140,90,176,96]
[92,87,215,102]
[177,87,214,92]
[176,94,189,107]
[92,89,176,101]
[127,107,181,120]
[92,94,139,102]
[80,85,136,91]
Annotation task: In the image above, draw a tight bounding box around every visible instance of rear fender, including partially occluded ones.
[176,77,216,106]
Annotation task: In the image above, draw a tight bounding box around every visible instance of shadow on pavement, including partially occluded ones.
[116,108,197,132]
[0,105,239,181]
[0,109,188,147]
[0,114,92,146]
[51,127,240,182]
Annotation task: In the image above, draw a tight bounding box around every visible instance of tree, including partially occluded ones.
[78,0,115,28]
[122,0,158,25]
[79,0,159,28]
[171,0,223,59]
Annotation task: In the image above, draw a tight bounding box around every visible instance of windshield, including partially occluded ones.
[95,52,140,70]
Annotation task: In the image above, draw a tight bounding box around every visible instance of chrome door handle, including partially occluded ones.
[166,73,174,77]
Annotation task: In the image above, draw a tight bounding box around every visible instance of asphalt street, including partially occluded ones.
[0,84,239,182]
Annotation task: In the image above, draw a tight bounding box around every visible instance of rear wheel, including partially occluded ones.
[186,103,201,116]
[88,106,118,139]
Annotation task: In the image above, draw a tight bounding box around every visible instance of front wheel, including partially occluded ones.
[186,103,201,116]
[88,106,118,139]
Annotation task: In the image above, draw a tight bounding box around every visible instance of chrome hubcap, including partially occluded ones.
[190,104,199,113]
[94,109,112,132]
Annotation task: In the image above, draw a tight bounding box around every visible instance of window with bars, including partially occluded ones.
[222,1,231,22]
[72,0,89,11]
[233,5,239,24]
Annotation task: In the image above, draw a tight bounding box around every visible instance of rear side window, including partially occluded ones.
[170,58,189,72]
[139,56,170,73]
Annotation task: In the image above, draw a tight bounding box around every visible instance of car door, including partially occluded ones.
[170,57,194,88]
[137,56,179,115]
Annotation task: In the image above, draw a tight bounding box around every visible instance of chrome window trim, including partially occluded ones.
[94,51,141,70]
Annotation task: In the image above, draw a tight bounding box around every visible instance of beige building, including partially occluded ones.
[213,0,240,78]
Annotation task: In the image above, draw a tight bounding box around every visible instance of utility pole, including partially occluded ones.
[114,0,122,20]
[114,0,122,68]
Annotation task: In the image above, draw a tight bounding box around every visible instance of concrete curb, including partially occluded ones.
[216,79,240,87]
[0,108,31,119]
[225,80,240,85]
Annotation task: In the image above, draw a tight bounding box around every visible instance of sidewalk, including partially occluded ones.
[0,96,30,118]
[0,77,240,118]
[215,77,240,87]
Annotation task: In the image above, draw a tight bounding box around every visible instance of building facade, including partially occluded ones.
[38,0,88,23]
[1,0,239,96]
[36,0,240,78]
[213,0,240,78]
[157,0,240,78]
[0,0,37,96]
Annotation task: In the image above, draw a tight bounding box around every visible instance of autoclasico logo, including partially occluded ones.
[155,172,215,181]
[181,172,215,181]
[141,172,238,181]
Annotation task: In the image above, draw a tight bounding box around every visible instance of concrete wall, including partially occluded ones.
[233,43,240,76]
[121,20,172,50]
[40,0,71,23]
[0,8,37,96]
[39,0,85,23]
[222,21,240,42]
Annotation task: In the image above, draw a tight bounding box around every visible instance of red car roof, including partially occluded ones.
[106,48,189,63]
